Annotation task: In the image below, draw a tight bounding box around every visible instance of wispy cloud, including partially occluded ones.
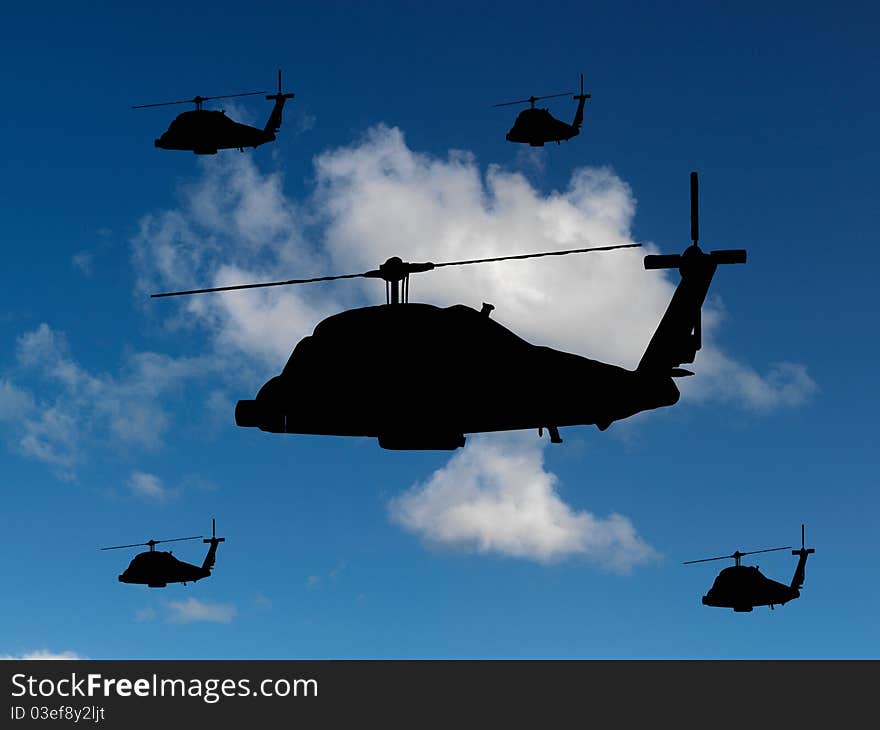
[305,560,347,590]
[682,353,818,411]
[135,606,158,623]
[0,323,217,478]
[71,250,94,277]
[0,649,85,660]
[165,598,236,624]
[128,471,176,502]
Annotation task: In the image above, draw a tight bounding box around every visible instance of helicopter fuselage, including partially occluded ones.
[506,108,578,146]
[118,550,210,588]
[701,565,798,612]
[155,110,274,155]
[235,302,680,449]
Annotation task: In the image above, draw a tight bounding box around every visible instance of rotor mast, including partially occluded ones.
[369,257,434,304]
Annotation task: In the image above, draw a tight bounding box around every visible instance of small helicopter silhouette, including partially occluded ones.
[684,525,816,612]
[100,519,225,588]
[152,172,746,451]
[133,70,295,154]
[494,74,591,146]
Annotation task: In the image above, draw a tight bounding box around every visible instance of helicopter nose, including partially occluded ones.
[235,399,261,427]
[235,399,286,432]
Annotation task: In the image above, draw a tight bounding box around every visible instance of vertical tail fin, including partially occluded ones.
[790,524,815,591]
[264,69,295,135]
[637,172,746,374]
[201,518,226,573]
[571,73,591,131]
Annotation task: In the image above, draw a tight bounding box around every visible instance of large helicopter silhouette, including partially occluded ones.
[133,70,294,155]
[494,74,590,146]
[101,519,225,588]
[153,171,746,451]
[684,525,815,612]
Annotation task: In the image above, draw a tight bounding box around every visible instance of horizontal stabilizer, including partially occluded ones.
[710,249,747,265]
[644,254,682,270]
[643,249,747,270]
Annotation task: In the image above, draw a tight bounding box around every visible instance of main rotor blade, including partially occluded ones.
[132,91,265,109]
[739,546,792,557]
[99,535,203,550]
[493,91,572,107]
[683,554,735,565]
[431,243,642,269]
[100,541,151,551]
[152,243,640,299]
[206,91,266,102]
[151,272,368,298]
[690,171,699,244]
[132,100,191,109]
[683,546,792,564]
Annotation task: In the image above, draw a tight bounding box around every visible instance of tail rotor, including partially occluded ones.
[644,171,748,270]
[266,69,295,103]
[573,73,591,102]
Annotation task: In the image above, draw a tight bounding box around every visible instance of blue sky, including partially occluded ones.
[1,1,878,659]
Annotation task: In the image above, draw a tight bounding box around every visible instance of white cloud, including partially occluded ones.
[165,598,236,624]
[0,380,35,420]
[305,560,347,590]
[0,323,216,478]
[128,471,175,502]
[132,156,335,366]
[136,600,236,624]
[71,250,94,277]
[0,650,85,660]
[135,606,158,623]
[390,433,659,571]
[682,353,818,411]
[254,593,272,610]
[514,146,547,175]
